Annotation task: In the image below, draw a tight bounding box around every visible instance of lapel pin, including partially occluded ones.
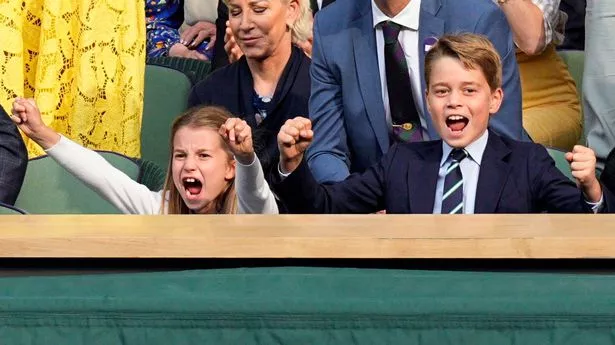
[424,36,438,52]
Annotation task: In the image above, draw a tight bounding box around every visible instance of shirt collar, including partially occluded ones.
[371,0,421,31]
[440,130,489,167]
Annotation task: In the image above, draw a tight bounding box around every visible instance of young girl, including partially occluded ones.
[11,98,278,214]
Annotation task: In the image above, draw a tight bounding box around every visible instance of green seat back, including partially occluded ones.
[557,50,585,99]
[142,64,192,170]
[0,203,25,215]
[14,151,140,214]
[146,57,212,85]
[558,50,585,145]
[547,147,574,182]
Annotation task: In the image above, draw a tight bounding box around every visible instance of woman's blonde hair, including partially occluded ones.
[223,0,312,44]
[290,0,312,43]
[160,106,238,215]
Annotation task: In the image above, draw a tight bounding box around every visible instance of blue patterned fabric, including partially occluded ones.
[145,0,211,58]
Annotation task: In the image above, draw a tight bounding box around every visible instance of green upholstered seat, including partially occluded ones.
[14,151,140,214]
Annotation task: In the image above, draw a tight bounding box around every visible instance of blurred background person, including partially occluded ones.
[147,0,220,61]
[583,0,615,172]
[0,106,27,205]
[496,0,581,151]
[0,0,145,158]
[189,0,312,180]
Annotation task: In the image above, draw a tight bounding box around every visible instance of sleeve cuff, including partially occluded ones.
[235,154,256,167]
[278,163,291,180]
[44,134,67,154]
[585,194,604,214]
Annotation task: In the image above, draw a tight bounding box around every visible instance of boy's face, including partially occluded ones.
[425,56,503,148]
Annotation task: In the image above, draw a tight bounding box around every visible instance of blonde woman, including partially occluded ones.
[11,98,278,214]
[188,0,312,179]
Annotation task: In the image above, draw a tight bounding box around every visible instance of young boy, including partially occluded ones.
[272,33,611,214]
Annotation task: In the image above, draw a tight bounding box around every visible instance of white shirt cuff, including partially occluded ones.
[278,163,291,180]
[585,194,604,214]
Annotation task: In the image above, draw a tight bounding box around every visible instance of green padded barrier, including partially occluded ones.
[1,268,615,344]
[547,147,574,181]
[14,151,139,214]
[142,64,192,171]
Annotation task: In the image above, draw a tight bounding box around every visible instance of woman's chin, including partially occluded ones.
[243,47,269,61]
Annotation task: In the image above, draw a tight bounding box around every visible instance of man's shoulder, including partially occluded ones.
[439,0,499,14]
[437,0,502,27]
[314,0,369,30]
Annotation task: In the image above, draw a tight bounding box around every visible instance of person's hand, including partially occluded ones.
[10,97,60,149]
[566,145,602,202]
[224,21,244,63]
[219,118,255,165]
[169,43,207,60]
[180,21,216,50]
[277,117,313,174]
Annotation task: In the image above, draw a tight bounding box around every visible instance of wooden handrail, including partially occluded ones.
[0,214,614,258]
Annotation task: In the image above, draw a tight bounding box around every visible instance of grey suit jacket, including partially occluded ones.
[0,106,27,205]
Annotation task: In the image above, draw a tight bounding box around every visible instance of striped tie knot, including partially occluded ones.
[381,21,402,45]
[449,149,468,163]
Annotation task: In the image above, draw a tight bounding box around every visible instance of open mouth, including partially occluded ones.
[446,115,469,132]
[182,177,203,197]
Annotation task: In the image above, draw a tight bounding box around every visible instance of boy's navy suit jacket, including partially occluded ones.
[274,131,612,214]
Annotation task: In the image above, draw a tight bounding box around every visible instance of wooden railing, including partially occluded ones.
[0,214,614,258]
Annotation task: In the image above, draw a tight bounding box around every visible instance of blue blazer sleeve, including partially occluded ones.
[0,108,27,205]
[306,17,352,183]
[475,6,524,141]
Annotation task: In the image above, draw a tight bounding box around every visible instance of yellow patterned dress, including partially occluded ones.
[0,0,145,157]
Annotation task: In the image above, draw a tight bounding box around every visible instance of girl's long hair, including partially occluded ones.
[160,106,238,214]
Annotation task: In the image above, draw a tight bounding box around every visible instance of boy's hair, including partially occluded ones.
[424,33,502,91]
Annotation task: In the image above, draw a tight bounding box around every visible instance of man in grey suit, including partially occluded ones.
[584,0,615,172]
[0,105,27,205]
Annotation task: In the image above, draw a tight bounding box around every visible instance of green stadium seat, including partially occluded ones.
[547,147,574,182]
[142,64,193,171]
[557,50,585,100]
[15,151,140,214]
